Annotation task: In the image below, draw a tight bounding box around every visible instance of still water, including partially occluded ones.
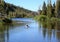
[0,18,60,42]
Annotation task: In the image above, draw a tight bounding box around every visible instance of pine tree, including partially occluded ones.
[47,0,52,18]
[55,0,60,18]
[42,1,47,15]
[53,2,55,8]
[52,2,55,17]
[0,0,5,14]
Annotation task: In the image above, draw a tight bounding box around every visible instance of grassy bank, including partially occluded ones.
[34,15,60,22]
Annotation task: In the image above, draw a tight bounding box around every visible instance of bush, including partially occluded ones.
[51,17,59,21]
[2,18,12,23]
[34,15,47,21]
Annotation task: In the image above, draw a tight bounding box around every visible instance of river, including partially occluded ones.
[0,18,60,42]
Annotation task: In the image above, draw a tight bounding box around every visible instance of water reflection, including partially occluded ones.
[0,27,5,42]
[40,21,60,42]
[0,24,10,42]
[0,22,30,42]
[0,18,60,42]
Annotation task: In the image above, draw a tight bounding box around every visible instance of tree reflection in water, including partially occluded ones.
[39,20,60,42]
[0,20,60,42]
[0,23,10,42]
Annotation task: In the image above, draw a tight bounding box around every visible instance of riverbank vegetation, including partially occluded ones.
[35,0,60,21]
[0,0,38,23]
[0,0,37,18]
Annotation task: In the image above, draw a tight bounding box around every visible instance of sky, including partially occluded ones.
[4,0,56,11]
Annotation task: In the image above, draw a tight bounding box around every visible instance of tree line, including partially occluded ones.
[38,0,60,19]
[0,1,37,18]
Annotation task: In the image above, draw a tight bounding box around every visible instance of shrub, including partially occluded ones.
[34,15,47,21]
[2,18,12,23]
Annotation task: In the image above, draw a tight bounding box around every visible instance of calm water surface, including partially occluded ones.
[0,18,60,42]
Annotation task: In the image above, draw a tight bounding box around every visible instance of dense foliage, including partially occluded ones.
[0,1,37,18]
[37,0,60,21]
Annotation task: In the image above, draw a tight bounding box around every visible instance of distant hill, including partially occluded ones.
[0,1,38,18]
